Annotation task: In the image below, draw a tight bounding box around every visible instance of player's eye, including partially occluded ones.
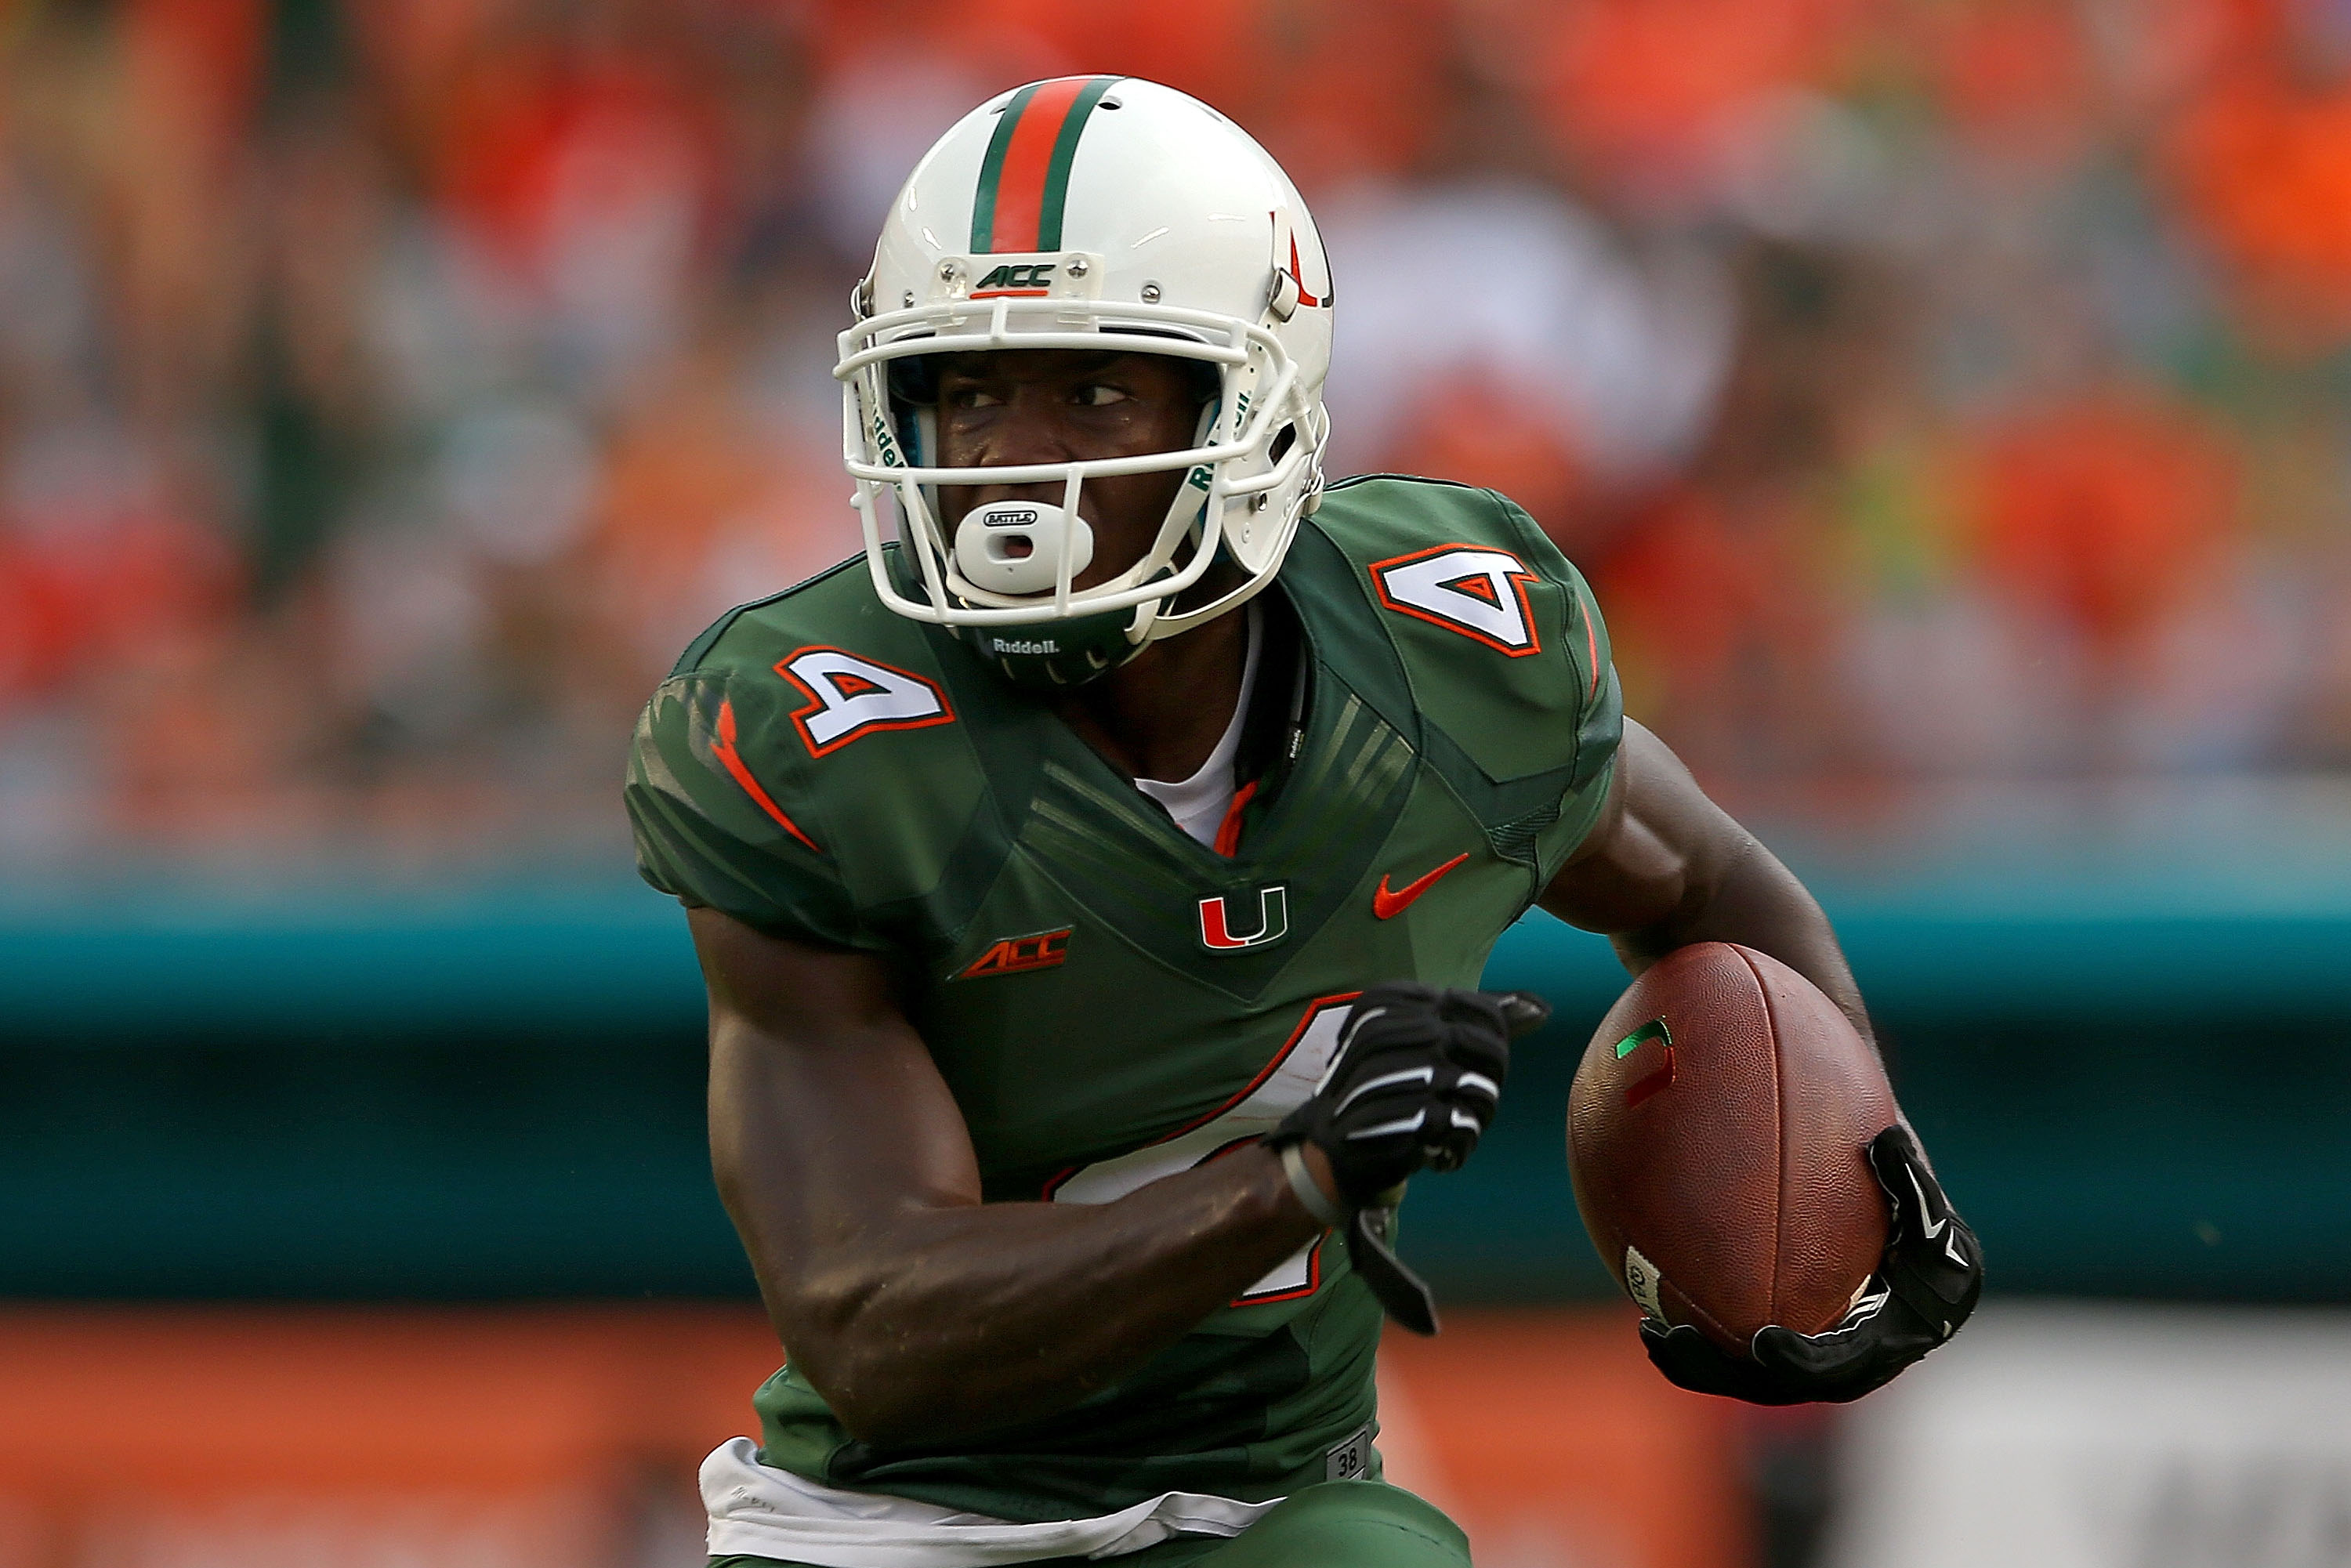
[944,386,1002,410]
[1073,382,1132,407]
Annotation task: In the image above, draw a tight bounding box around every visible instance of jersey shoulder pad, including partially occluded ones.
[1309,475,1618,788]
[626,551,987,947]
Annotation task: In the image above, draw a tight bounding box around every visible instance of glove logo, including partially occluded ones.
[1371,545,1542,656]
[1904,1164,1969,1268]
[1198,885,1289,952]
[1914,1182,1947,1240]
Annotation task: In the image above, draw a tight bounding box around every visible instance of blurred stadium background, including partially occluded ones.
[7,0,2351,1563]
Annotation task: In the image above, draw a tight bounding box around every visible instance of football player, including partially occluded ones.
[626,76,1979,1568]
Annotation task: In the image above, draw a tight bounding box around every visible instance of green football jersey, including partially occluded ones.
[625,475,1622,1523]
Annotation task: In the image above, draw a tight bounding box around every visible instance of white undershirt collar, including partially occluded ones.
[1133,603,1263,849]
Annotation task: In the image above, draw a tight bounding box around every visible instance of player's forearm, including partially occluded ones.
[1612,835,1874,1047]
[1542,724,1873,1045]
[724,1135,1327,1446]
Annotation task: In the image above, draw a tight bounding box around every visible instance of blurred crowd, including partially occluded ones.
[5,0,2351,871]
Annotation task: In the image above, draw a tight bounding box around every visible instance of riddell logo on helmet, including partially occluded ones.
[991,637,1060,654]
[974,263,1056,292]
[870,415,903,468]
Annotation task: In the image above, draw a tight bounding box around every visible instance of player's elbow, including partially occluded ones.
[794,1302,1055,1446]
[796,1337,963,1446]
[797,1348,927,1445]
[777,1274,948,1447]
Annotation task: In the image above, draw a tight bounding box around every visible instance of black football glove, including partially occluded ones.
[1640,1124,1982,1404]
[1266,982,1550,1335]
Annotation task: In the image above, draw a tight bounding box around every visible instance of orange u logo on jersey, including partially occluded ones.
[1198,886,1289,953]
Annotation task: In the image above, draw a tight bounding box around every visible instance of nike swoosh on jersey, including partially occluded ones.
[1373,852,1471,919]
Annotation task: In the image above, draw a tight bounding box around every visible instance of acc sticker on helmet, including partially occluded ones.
[777,646,955,757]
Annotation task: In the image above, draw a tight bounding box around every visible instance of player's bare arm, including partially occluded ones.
[1538,718,1869,1042]
[695,905,1335,1445]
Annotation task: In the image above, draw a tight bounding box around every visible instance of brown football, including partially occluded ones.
[1567,942,1895,1355]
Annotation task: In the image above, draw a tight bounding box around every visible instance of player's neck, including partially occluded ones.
[1055,607,1250,784]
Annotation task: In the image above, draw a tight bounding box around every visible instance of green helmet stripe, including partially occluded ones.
[969,81,1043,254]
[1037,76,1118,252]
[969,76,1120,255]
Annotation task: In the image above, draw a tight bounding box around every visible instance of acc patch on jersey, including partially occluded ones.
[954,927,1072,980]
[777,646,955,757]
[1370,544,1542,656]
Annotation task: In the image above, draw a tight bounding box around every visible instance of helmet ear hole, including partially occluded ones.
[1269,423,1296,464]
[887,355,940,405]
[884,357,936,404]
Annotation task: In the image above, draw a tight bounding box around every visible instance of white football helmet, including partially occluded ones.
[835,75,1334,687]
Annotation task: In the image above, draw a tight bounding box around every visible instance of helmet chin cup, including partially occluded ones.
[954,501,1095,596]
[955,598,1152,691]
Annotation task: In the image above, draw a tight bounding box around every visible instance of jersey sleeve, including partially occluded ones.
[1483,490,1625,882]
[624,666,879,951]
